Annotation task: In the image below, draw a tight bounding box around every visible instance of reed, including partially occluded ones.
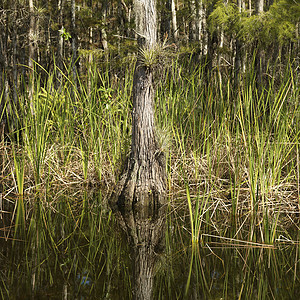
[0,54,299,298]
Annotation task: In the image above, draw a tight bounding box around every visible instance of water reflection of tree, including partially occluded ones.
[112,205,166,300]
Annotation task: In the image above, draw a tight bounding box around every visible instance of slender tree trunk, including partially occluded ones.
[0,14,9,138]
[202,4,208,56]
[205,3,217,81]
[256,0,263,13]
[28,0,36,103]
[111,0,166,209]
[28,0,35,70]
[160,0,171,40]
[71,0,78,88]
[189,0,196,42]
[255,0,265,89]
[198,0,205,55]
[12,18,18,104]
[42,0,51,71]
[234,0,244,88]
[189,0,205,62]
[57,0,65,82]
[171,0,178,42]
[101,1,108,52]
[87,0,93,95]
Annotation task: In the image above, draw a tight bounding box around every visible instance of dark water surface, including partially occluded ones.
[0,192,299,299]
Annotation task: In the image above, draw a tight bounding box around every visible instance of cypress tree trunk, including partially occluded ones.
[111,0,166,209]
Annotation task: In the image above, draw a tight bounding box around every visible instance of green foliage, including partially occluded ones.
[266,0,300,43]
[138,38,176,68]
[209,0,299,46]
[208,1,239,34]
[58,27,72,41]
[239,0,298,46]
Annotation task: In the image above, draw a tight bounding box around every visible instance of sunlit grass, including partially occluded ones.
[0,55,298,248]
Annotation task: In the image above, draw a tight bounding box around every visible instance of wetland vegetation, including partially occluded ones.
[1,55,299,299]
[1,0,299,298]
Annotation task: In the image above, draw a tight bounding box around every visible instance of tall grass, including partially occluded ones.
[153,58,299,244]
[0,54,298,246]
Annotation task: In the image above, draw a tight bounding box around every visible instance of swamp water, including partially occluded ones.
[0,191,299,299]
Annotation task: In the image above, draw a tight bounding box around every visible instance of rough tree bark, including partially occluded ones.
[111,0,166,210]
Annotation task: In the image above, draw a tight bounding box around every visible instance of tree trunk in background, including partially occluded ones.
[255,0,264,89]
[57,0,65,81]
[28,0,36,102]
[189,0,198,42]
[205,3,217,80]
[201,4,208,56]
[28,0,35,70]
[189,0,205,62]
[160,0,171,40]
[0,14,9,138]
[101,1,108,52]
[256,0,263,13]
[234,0,244,88]
[171,0,178,42]
[87,0,93,94]
[198,0,206,55]
[111,0,166,210]
[71,0,78,88]
[12,17,18,104]
[44,0,51,71]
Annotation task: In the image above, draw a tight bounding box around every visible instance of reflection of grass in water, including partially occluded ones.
[2,190,299,299]
[5,192,131,299]
[155,209,299,299]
